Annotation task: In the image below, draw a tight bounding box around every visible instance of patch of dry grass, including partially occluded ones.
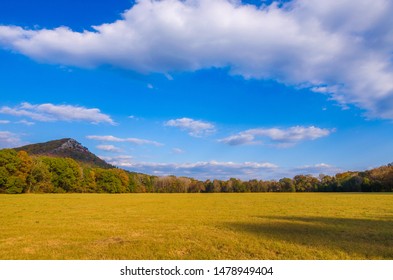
[0,193,392,259]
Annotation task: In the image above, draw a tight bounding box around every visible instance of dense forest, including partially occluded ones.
[0,149,392,194]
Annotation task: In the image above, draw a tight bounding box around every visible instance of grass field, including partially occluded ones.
[0,193,392,260]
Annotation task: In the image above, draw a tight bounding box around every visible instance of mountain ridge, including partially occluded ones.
[14,138,113,169]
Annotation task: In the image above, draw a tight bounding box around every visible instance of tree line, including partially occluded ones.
[0,149,392,194]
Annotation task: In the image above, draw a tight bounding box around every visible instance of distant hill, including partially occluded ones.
[14,138,113,169]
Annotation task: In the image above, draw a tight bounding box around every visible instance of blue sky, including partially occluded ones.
[1,0,393,180]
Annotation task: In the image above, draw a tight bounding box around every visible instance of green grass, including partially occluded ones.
[0,193,392,260]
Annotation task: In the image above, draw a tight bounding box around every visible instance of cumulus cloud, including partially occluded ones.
[99,155,134,166]
[96,155,342,180]
[0,120,10,124]
[105,159,278,180]
[0,131,22,148]
[165,117,215,137]
[218,133,259,146]
[219,126,333,146]
[1,0,393,118]
[291,163,342,176]
[0,102,115,125]
[87,135,163,146]
[96,144,122,153]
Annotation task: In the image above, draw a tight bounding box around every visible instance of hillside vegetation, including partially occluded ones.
[0,147,392,194]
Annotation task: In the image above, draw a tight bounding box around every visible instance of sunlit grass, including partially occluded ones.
[0,193,392,259]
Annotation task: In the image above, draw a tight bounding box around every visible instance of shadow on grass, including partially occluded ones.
[225,216,393,259]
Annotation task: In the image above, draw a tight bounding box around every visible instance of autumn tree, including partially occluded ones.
[0,149,32,193]
[27,158,53,193]
[82,167,97,193]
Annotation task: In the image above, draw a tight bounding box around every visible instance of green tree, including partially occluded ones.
[111,169,129,193]
[82,168,97,193]
[42,157,82,192]
[0,149,32,193]
[279,177,296,192]
[95,169,124,193]
[27,158,53,193]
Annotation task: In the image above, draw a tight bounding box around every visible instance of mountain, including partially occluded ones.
[14,138,113,169]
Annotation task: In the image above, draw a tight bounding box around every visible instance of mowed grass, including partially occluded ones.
[0,193,392,260]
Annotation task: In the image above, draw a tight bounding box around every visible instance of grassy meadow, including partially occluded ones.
[0,193,392,260]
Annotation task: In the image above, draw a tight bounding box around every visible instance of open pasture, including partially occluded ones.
[0,193,392,259]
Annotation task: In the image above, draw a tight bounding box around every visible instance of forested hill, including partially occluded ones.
[14,138,113,169]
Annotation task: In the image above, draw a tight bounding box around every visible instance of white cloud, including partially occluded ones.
[16,120,35,126]
[105,159,278,180]
[292,163,342,176]
[99,155,134,165]
[0,119,34,125]
[1,0,393,120]
[218,133,260,146]
[0,102,115,125]
[1,0,393,119]
[96,144,122,153]
[219,126,333,146]
[100,155,133,160]
[87,135,163,146]
[95,155,343,180]
[165,117,215,137]
[310,86,338,94]
[0,131,22,148]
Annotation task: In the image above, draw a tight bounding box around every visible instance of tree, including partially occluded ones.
[293,175,319,192]
[82,168,97,193]
[111,169,129,193]
[95,169,129,193]
[279,178,296,192]
[42,157,82,192]
[319,175,336,192]
[229,178,247,192]
[342,175,363,192]
[4,176,25,194]
[0,149,32,193]
[267,180,281,192]
[204,180,214,193]
[27,158,53,193]
[188,179,205,193]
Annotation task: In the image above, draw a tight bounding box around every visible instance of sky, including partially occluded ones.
[1,0,393,180]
